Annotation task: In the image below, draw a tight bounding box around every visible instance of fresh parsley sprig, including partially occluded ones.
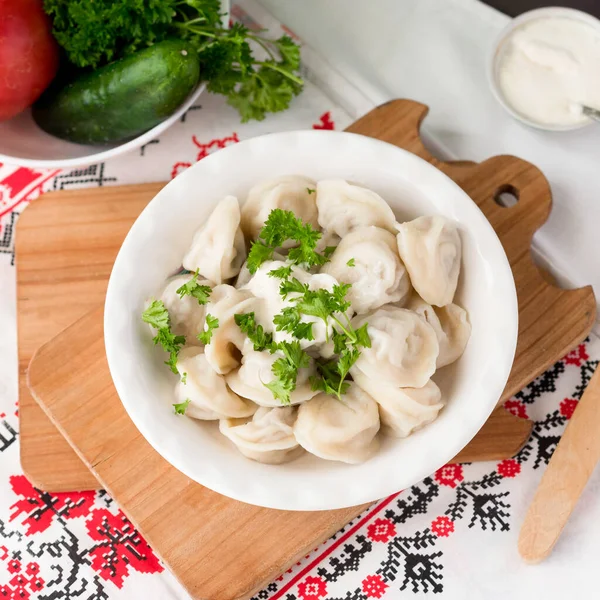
[197,314,219,344]
[142,300,186,374]
[173,399,191,415]
[267,271,371,401]
[246,209,328,274]
[264,341,310,405]
[234,312,311,404]
[176,269,212,305]
[234,312,274,352]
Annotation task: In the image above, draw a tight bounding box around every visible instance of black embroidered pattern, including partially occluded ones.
[50,164,116,191]
[253,349,597,600]
[0,212,18,265]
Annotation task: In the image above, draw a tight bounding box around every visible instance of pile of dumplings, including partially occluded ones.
[153,176,471,465]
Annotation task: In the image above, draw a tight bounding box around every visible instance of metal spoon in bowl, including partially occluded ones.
[582,105,600,123]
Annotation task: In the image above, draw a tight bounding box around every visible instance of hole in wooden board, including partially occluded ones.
[494,184,519,208]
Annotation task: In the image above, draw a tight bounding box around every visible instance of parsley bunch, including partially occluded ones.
[44,0,174,69]
[44,0,303,122]
[142,300,186,374]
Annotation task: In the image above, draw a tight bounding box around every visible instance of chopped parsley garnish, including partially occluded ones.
[142,299,185,374]
[311,348,360,402]
[279,277,309,299]
[173,399,191,415]
[144,209,372,406]
[176,269,212,305]
[323,246,337,259]
[234,312,274,352]
[246,209,329,274]
[197,314,219,345]
[268,265,293,280]
[306,188,316,194]
[264,341,310,405]
[141,299,170,330]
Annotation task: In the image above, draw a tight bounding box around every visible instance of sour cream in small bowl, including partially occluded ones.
[489,7,600,131]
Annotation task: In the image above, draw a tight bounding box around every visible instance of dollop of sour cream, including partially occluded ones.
[497,16,600,127]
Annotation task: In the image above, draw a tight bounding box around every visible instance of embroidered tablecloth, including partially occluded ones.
[1,2,599,599]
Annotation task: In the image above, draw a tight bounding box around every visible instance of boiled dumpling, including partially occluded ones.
[234,252,286,289]
[220,406,304,464]
[235,260,254,289]
[407,295,471,368]
[241,259,289,327]
[175,348,256,420]
[352,370,444,438]
[294,384,380,464]
[155,274,213,344]
[203,284,259,374]
[183,196,246,284]
[314,229,341,256]
[322,226,411,314]
[226,340,319,406]
[316,179,396,237]
[241,175,319,242]
[396,215,461,307]
[351,307,439,388]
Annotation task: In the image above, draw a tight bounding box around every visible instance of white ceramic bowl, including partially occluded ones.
[488,7,600,131]
[104,130,518,511]
[0,84,205,169]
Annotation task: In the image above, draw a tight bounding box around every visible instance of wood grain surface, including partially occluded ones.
[18,183,164,491]
[518,364,600,563]
[18,99,597,598]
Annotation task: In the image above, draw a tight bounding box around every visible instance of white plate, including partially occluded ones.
[0,0,229,169]
[104,130,518,511]
[0,85,205,170]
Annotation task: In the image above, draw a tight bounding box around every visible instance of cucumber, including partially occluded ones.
[33,40,200,145]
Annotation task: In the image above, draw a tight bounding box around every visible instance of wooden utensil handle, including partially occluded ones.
[518,363,600,563]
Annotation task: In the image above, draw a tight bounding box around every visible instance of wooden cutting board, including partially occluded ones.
[19,99,596,599]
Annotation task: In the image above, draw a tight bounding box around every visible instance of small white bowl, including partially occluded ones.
[488,7,600,131]
[0,84,205,169]
[104,130,518,511]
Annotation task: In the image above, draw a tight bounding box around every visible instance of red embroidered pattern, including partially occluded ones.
[362,574,388,598]
[171,133,240,178]
[9,475,95,535]
[560,398,578,418]
[497,459,521,478]
[563,343,589,366]
[503,399,528,419]
[367,518,396,543]
[434,464,464,488]
[312,112,335,130]
[85,509,163,587]
[298,575,327,600]
[0,552,44,599]
[431,516,455,538]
